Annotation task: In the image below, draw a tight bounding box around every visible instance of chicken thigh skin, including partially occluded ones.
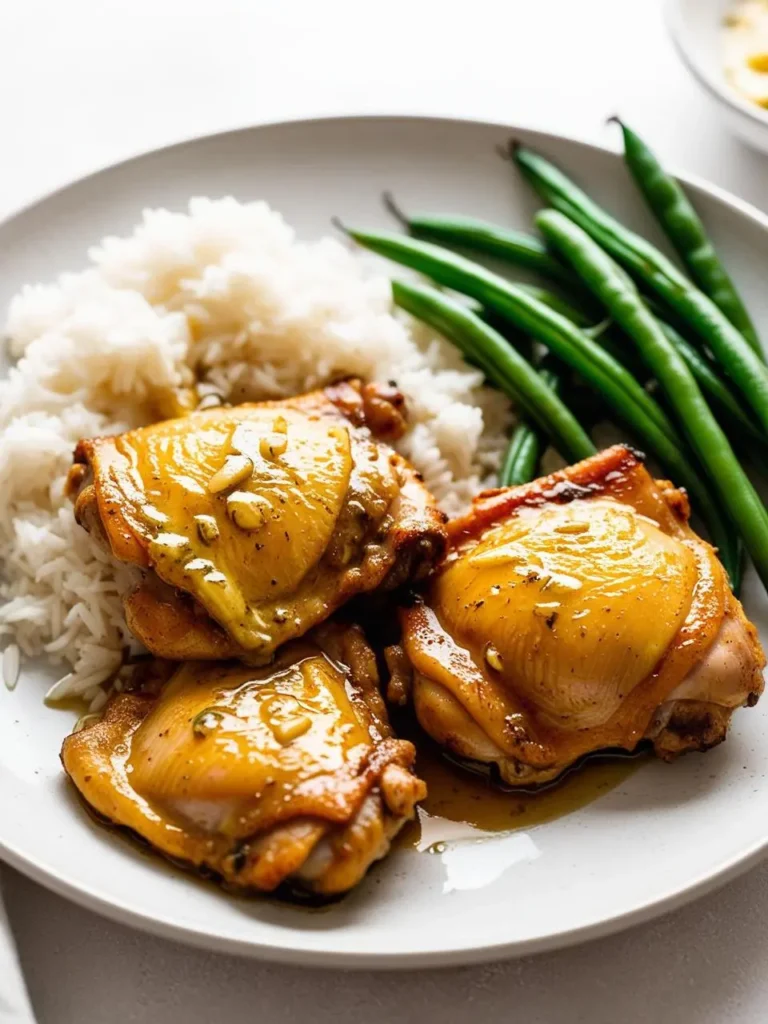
[399,445,765,786]
[70,381,446,662]
[62,622,426,897]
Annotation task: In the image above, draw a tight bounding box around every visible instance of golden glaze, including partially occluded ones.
[73,384,447,661]
[61,627,426,895]
[399,740,644,845]
[129,653,377,834]
[434,498,697,730]
[401,446,754,783]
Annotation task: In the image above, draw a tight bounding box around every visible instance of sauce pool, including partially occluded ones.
[398,737,645,851]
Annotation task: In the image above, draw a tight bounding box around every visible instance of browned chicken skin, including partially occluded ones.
[397,446,765,786]
[69,381,446,662]
[61,623,426,897]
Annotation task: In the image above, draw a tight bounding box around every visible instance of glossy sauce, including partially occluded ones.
[401,450,726,788]
[399,737,644,850]
[78,394,405,660]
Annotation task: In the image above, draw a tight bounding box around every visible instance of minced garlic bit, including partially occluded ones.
[484,643,504,672]
[270,715,312,744]
[208,453,254,494]
[226,490,271,531]
[194,514,220,544]
[553,520,589,535]
[260,432,288,459]
[192,708,224,737]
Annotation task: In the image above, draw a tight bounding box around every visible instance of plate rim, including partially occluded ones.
[3,825,768,969]
[2,111,768,969]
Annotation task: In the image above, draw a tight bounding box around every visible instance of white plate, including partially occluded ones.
[1,115,768,969]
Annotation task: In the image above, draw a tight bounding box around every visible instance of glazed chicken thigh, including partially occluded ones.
[62,623,426,896]
[398,446,765,786]
[70,381,446,662]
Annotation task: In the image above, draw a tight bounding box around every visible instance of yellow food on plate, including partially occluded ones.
[61,623,426,897]
[398,446,766,786]
[70,381,446,663]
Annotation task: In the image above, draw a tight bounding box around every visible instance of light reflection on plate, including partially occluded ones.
[415,808,541,893]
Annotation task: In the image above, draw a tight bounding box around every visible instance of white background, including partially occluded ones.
[4,0,768,1021]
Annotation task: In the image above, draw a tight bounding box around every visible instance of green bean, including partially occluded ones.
[511,284,650,377]
[537,209,766,589]
[342,225,732,559]
[525,283,761,442]
[395,195,752,406]
[502,421,541,486]
[431,211,749,410]
[483,284,621,364]
[658,320,766,444]
[383,193,576,288]
[500,272,759,443]
[513,144,768,437]
[403,242,753,448]
[392,201,742,400]
[391,279,595,463]
[513,283,597,327]
[337,223,677,438]
[500,361,562,485]
[389,199,743,399]
[612,118,762,357]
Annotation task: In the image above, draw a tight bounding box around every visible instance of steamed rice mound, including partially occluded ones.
[0,198,511,707]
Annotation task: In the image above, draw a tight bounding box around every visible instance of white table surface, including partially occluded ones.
[4,0,768,1020]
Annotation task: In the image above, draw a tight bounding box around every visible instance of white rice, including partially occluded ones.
[0,198,511,702]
